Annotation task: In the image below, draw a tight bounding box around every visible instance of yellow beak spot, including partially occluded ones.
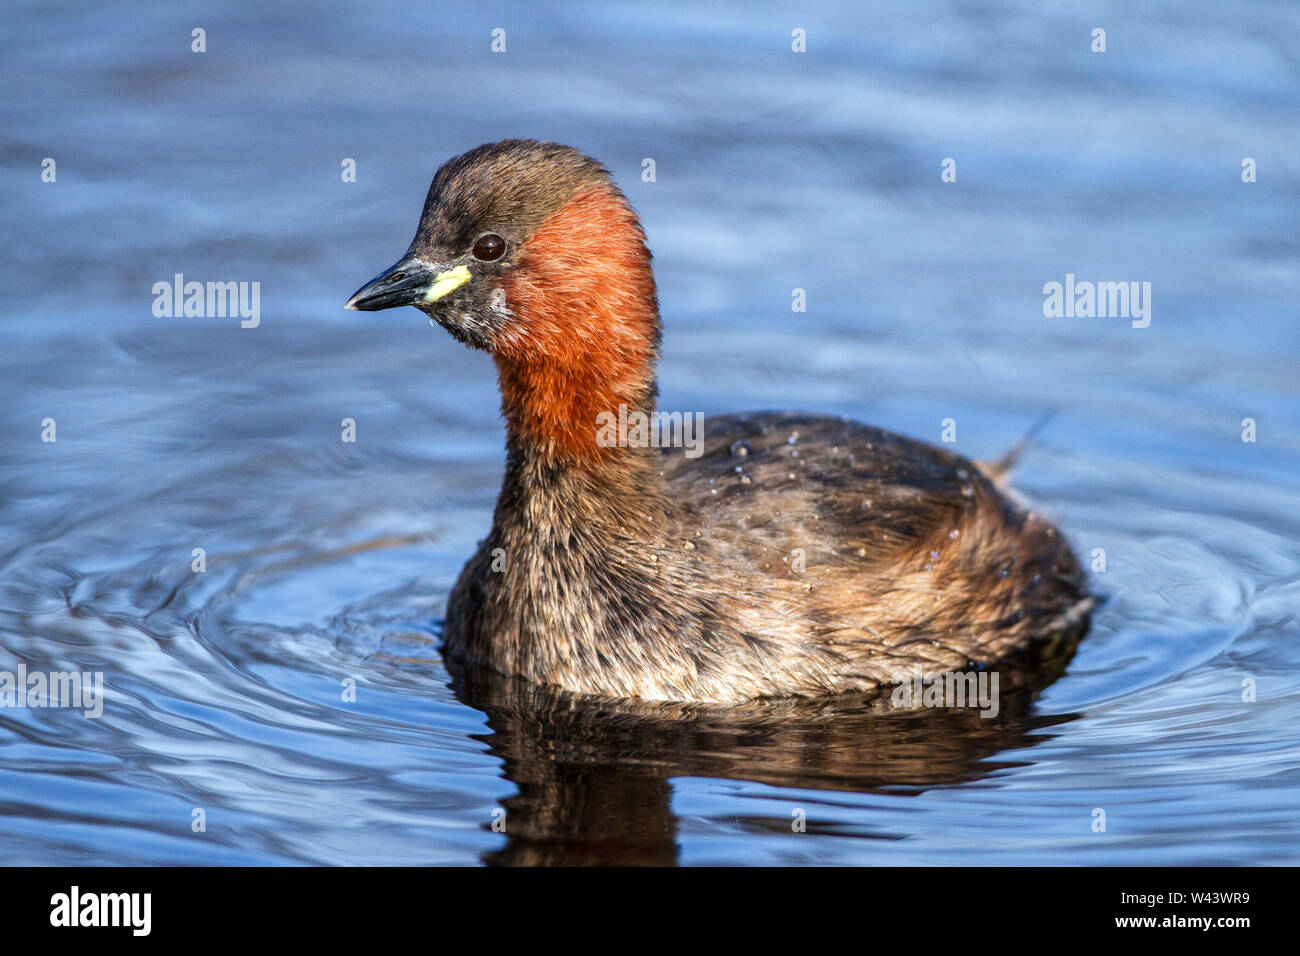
[424,265,472,303]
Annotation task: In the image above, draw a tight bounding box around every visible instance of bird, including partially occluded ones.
[346,139,1093,704]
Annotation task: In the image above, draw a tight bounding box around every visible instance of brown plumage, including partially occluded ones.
[347,139,1093,704]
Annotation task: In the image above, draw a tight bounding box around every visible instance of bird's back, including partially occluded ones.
[658,412,1092,691]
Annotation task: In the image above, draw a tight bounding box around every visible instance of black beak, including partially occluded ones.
[345,256,436,311]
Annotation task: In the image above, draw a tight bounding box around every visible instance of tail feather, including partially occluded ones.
[978,408,1059,483]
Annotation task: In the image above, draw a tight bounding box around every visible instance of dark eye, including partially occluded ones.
[472,233,506,261]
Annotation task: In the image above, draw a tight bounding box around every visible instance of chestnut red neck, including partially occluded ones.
[495,183,662,471]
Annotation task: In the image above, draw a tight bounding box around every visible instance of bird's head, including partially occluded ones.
[346,139,659,362]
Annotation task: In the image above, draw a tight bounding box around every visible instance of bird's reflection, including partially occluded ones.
[447,635,1083,866]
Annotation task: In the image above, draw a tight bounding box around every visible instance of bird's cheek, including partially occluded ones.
[426,285,514,353]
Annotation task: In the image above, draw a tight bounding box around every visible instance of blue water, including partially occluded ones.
[2,0,1298,864]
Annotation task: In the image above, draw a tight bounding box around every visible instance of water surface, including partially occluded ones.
[2,0,1298,864]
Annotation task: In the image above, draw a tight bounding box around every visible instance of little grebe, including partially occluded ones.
[347,139,1092,704]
